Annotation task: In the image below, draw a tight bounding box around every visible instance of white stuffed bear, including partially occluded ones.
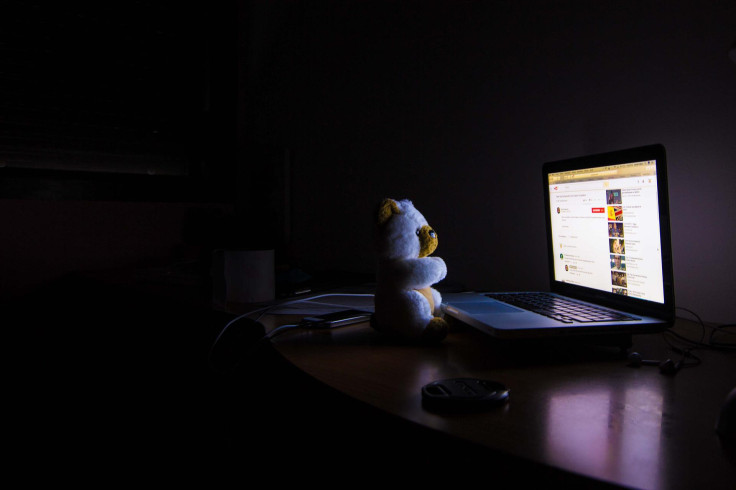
[372,198,449,342]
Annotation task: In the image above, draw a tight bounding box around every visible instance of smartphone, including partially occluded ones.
[299,309,372,329]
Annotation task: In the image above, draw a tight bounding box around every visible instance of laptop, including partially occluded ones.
[441,144,675,340]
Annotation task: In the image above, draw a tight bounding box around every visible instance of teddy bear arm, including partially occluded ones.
[384,257,446,290]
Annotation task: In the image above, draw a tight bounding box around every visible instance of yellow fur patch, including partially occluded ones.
[417,225,438,258]
[416,287,435,313]
[378,198,400,225]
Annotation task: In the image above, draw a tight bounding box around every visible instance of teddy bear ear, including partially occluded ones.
[377,198,400,225]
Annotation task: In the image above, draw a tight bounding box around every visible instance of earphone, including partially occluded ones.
[627,351,683,375]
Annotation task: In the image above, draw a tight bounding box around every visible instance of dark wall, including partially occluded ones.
[2,2,733,325]
[241,0,736,323]
[0,2,238,300]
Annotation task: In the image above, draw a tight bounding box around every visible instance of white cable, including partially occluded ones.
[210,292,375,357]
[264,323,300,339]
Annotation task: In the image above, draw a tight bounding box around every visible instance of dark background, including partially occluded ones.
[2,2,734,483]
[2,0,735,324]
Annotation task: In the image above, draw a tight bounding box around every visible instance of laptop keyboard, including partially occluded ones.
[485,292,638,324]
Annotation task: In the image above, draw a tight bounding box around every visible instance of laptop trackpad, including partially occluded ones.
[444,297,522,314]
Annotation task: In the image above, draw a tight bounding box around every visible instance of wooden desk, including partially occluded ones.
[265,317,736,489]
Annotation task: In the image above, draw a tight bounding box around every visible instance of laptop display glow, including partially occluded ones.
[547,159,665,304]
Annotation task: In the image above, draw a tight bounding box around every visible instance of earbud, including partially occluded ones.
[627,352,682,375]
[627,352,659,367]
[658,358,683,375]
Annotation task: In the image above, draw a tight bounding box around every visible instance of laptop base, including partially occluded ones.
[446,315,633,354]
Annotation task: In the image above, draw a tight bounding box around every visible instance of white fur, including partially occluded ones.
[374,199,447,340]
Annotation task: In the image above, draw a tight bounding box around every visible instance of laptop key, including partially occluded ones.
[486,292,638,323]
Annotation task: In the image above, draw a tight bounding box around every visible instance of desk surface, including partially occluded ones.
[267,316,736,489]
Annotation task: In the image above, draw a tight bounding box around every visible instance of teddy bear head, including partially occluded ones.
[376,198,438,260]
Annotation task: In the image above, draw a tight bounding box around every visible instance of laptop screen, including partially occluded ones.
[546,156,666,304]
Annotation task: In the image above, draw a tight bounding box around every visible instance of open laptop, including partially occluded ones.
[441,144,675,340]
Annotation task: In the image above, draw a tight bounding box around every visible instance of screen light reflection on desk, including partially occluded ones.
[544,386,664,489]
